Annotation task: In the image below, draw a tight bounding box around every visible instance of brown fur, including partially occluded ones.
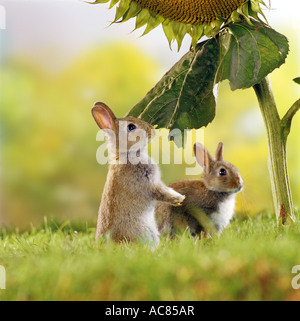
[92,102,185,245]
[155,142,243,236]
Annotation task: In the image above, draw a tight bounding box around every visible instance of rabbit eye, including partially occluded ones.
[219,168,227,176]
[127,123,136,132]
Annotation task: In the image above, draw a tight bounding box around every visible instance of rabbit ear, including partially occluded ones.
[193,143,213,169]
[91,102,116,131]
[215,142,223,161]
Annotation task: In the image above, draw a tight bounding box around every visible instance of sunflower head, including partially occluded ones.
[91,0,267,50]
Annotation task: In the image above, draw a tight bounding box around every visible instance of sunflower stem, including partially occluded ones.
[253,77,296,225]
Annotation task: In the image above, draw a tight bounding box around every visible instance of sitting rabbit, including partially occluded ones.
[155,142,243,236]
[91,102,185,245]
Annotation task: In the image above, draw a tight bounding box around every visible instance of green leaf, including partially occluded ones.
[113,0,130,23]
[89,0,110,3]
[237,2,252,25]
[293,77,300,85]
[127,21,289,135]
[135,8,151,30]
[121,1,141,23]
[162,21,175,47]
[127,38,219,132]
[188,24,204,50]
[171,21,188,51]
[142,14,165,36]
[109,0,120,9]
[218,20,289,90]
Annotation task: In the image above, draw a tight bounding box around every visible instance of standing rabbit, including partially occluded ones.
[155,142,243,236]
[91,102,185,245]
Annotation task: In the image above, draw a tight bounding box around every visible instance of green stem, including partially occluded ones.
[281,99,300,145]
[253,77,296,225]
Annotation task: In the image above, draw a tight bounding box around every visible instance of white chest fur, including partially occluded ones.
[209,194,236,231]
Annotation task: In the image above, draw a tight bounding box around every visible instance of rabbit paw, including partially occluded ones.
[170,194,185,207]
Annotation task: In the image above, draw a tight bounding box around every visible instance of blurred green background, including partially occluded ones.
[0,0,299,229]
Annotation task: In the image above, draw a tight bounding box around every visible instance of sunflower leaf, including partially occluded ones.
[135,8,151,30]
[188,25,204,50]
[293,77,300,85]
[108,0,120,9]
[162,21,175,47]
[113,0,130,22]
[218,20,289,90]
[121,1,141,22]
[127,38,219,133]
[142,14,165,36]
[127,21,288,138]
[171,21,188,51]
[90,0,110,3]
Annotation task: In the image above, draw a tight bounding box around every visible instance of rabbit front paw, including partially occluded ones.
[170,194,185,207]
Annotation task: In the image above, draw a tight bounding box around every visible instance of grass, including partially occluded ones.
[1,212,300,301]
